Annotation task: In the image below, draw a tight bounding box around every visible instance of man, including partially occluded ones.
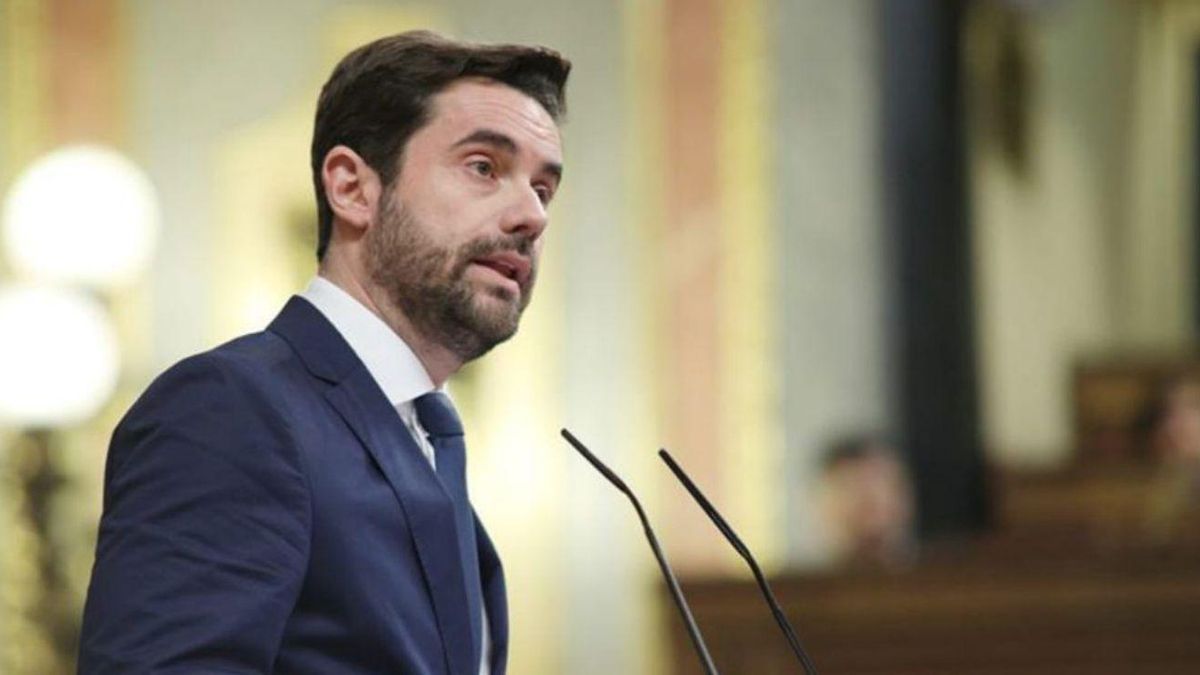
[78,31,569,675]
[817,435,916,570]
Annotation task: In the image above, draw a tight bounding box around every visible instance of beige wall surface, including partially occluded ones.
[775,0,890,564]
[0,2,7,192]
[970,0,1196,467]
[970,0,1133,467]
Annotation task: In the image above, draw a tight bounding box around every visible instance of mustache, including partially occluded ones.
[456,234,535,264]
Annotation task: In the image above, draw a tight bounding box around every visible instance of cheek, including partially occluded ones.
[530,238,547,262]
[429,197,497,244]
[400,168,468,227]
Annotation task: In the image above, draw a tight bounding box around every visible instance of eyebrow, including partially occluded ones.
[452,128,563,182]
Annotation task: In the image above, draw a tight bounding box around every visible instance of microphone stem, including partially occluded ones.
[660,449,819,674]
[637,507,721,675]
[561,429,721,675]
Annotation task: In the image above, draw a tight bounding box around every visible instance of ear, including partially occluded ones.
[322,145,382,235]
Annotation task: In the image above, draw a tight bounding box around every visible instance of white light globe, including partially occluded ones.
[2,145,159,288]
[0,285,120,427]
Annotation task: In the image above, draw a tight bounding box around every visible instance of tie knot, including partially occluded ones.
[413,392,463,438]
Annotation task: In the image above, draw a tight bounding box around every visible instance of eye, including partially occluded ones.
[534,185,553,205]
[468,158,495,178]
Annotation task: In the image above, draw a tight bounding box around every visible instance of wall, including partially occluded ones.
[968,0,1163,468]
[776,0,891,562]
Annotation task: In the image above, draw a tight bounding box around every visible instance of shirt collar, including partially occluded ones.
[299,276,435,406]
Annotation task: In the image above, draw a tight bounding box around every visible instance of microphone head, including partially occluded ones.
[560,428,630,493]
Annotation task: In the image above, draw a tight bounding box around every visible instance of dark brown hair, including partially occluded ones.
[311,30,571,260]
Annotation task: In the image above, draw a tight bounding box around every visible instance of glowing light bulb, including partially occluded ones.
[0,285,120,426]
[3,145,159,289]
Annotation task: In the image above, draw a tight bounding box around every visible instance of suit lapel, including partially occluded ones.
[270,297,477,675]
[476,519,508,675]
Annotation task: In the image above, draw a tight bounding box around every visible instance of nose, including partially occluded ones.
[498,183,549,241]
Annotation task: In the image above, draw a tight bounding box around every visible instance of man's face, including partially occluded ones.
[366,78,563,362]
[1158,381,1200,461]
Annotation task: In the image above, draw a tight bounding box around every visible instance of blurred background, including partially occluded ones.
[3,0,1200,673]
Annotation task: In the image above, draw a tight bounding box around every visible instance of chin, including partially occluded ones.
[482,284,520,303]
[475,280,532,316]
[471,297,522,335]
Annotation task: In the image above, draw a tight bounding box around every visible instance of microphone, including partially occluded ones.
[560,429,720,675]
[659,449,819,675]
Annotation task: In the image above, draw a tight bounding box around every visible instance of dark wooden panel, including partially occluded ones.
[670,550,1200,675]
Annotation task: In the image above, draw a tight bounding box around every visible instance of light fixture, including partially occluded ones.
[2,144,160,290]
[0,285,120,427]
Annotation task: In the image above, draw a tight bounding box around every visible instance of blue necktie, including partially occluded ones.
[414,392,483,667]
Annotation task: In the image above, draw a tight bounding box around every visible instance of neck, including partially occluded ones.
[318,263,463,386]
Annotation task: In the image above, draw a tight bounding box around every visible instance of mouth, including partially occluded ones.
[471,251,531,292]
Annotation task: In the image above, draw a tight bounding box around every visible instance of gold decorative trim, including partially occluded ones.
[717,0,780,569]
[622,1,669,671]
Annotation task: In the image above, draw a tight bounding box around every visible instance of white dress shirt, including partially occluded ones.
[300,276,491,675]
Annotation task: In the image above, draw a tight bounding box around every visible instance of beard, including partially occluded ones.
[365,196,537,363]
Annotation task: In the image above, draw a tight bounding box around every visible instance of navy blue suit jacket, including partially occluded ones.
[79,297,506,675]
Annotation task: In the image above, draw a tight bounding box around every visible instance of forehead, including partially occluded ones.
[420,78,563,161]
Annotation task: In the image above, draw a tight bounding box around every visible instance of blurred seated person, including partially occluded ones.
[817,435,917,570]
[1136,375,1200,544]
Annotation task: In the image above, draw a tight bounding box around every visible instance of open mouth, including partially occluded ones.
[472,252,530,290]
